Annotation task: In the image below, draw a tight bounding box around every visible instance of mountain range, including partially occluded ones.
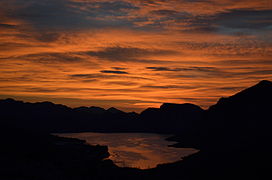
[0,97,204,134]
[1,80,271,136]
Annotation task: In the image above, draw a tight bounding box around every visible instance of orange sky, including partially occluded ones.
[0,0,271,112]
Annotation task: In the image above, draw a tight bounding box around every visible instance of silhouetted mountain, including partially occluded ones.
[140,103,204,133]
[169,80,272,147]
[209,79,272,112]
[107,107,124,114]
[0,98,205,134]
[0,98,142,132]
[98,78,272,180]
[166,80,272,179]
[205,79,272,147]
[74,106,107,114]
[1,80,271,136]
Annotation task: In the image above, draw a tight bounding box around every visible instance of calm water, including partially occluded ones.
[58,132,198,169]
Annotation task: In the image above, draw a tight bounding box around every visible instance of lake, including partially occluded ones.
[58,132,198,169]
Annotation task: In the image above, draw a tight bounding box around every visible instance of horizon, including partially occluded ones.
[1,96,204,113]
[1,79,271,113]
[0,0,271,112]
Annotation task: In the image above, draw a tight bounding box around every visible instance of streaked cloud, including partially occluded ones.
[0,0,271,112]
[100,70,129,74]
[86,46,178,62]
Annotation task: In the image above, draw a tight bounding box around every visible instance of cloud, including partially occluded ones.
[146,66,219,72]
[100,70,129,74]
[150,9,180,16]
[3,52,86,63]
[146,67,178,71]
[111,67,127,70]
[215,9,272,30]
[87,1,139,13]
[0,42,35,51]
[0,23,17,29]
[234,70,272,76]
[0,0,139,33]
[215,59,272,66]
[184,8,272,34]
[103,81,138,86]
[147,65,272,80]
[1,0,271,36]
[69,73,114,80]
[86,46,177,62]
[34,32,62,42]
[146,67,179,71]
[1,0,84,30]
[217,86,245,91]
[149,9,191,22]
[136,5,272,34]
[141,85,200,89]
[69,73,150,81]
[146,65,272,80]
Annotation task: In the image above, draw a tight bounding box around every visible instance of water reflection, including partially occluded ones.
[59,133,197,169]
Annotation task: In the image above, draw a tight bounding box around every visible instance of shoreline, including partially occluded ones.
[55,131,197,170]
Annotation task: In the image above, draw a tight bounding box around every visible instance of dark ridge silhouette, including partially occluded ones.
[0,98,140,133]
[205,79,272,148]
[170,80,272,147]
[164,80,272,179]
[0,99,204,134]
[107,107,125,114]
[74,106,107,114]
[140,103,204,133]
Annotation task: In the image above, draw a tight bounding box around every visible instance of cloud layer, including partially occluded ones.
[0,0,271,111]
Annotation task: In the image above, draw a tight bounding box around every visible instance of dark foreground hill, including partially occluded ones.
[163,80,272,179]
[0,124,114,180]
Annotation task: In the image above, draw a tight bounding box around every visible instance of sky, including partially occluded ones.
[0,0,271,112]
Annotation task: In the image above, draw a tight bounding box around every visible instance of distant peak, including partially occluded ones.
[242,80,272,93]
[215,80,272,105]
[107,107,124,114]
[108,107,117,110]
[89,106,105,110]
[256,80,272,87]
[4,98,16,102]
[160,103,202,109]
[1,98,23,104]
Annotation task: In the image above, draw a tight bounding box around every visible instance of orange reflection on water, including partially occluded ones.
[59,132,198,169]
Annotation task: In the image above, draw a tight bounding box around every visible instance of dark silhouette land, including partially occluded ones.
[1,80,272,179]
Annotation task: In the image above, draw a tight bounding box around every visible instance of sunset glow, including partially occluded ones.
[0,0,271,112]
